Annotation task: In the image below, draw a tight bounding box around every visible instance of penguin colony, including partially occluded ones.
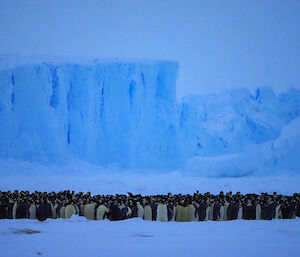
[0,190,299,222]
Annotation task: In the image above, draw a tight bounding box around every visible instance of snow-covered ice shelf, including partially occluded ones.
[0,216,299,257]
[1,165,299,195]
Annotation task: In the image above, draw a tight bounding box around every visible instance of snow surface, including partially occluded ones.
[0,158,299,196]
[1,216,299,257]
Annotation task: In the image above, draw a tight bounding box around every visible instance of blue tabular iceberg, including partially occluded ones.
[0,57,300,175]
[0,58,182,168]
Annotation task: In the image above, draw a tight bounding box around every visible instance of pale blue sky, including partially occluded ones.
[0,0,299,98]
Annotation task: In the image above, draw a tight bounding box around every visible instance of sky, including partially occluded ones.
[0,0,299,98]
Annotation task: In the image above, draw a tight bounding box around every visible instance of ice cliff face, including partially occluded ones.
[1,57,300,175]
[0,59,181,168]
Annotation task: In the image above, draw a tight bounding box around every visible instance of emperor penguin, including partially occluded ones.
[281,200,295,219]
[296,201,300,217]
[275,203,282,219]
[149,201,158,221]
[119,202,132,220]
[74,203,80,215]
[36,200,53,221]
[65,203,77,219]
[244,199,256,220]
[262,200,273,220]
[167,202,176,221]
[84,202,97,220]
[143,201,152,221]
[0,202,6,219]
[137,202,144,219]
[205,201,214,221]
[180,203,189,222]
[96,204,109,220]
[197,200,208,221]
[175,203,182,222]
[227,201,240,220]
[12,201,17,219]
[16,200,29,219]
[49,201,56,219]
[219,201,225,221]
[187,202,198,221]
[237,201,243,219]
[223,200,230,221]
[55,202,64,218]
[109,201,120,221]
[129,201,138,218]
[60,204,66,219]
[79,202,87,216]
[156,202,168,222]
[256,202,262,220]
[176,202,189,222]
[212,201,221,221]
[6,200,15,219]
[29,202,37,219]
[270,201,278,219]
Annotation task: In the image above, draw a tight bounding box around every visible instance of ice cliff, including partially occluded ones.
[0,56,300,175]
[0,58,181,168]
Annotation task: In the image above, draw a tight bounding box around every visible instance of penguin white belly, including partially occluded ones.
[220,206,225,221]
[256,204,261,220]
[188,205,197,221]
[65,204,76,219]
[29,204,36,219]
[12,202,17,219]
[207,205,213,220]
[50,202,56,219]
[143,205,152,220]
[181,206,189,222]
[205,206,211,221]
[84,203,96,220]
[137,204,144,219]
[156,204,168,222]
[223,203,229,221]
[275,204,282,219]
[172,206,176,221]
[53,204,58,218]
[60,206,66,218]
[96,205,109,220]
[238,207,243,219]
[126,206,132,218]
[175,205,181,222]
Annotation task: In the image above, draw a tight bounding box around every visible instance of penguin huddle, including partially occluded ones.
[0,190,299,222]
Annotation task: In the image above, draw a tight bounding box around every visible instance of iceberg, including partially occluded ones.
[0,57,182,168]
[0,56,300,175]
[179,87,300,159]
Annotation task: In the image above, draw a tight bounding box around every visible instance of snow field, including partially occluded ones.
[0,216,299,257]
